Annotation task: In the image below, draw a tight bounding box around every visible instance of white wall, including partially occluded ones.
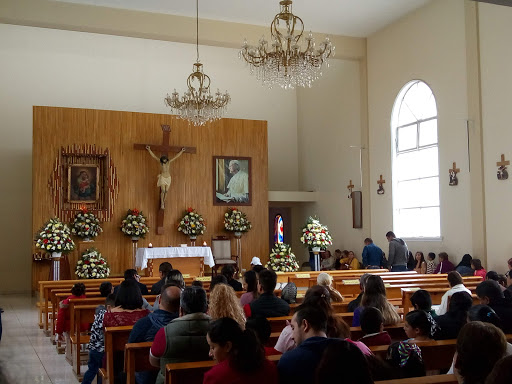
[367,0,475,262]
[478,3,512,272]
[296,59,366,263]
[0,24,299,292]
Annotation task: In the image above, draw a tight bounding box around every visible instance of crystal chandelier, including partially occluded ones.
[240,0,334,89]
[164,0,230,126]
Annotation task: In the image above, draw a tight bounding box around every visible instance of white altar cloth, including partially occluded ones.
[135,246,215,269]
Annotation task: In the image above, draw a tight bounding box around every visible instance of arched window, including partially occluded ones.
[274,214,284,243]
[391,80,440,238]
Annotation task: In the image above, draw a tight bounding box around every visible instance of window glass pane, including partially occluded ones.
[396,207,440,238]
[395,148,438,180]
[415,147,439,178]
[397,103,417,127]
[396,177,439,209]
[397,124,417,152]
[419,119,437,146]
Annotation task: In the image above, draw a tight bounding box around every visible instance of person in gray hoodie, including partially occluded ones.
[385,231,409,272]
[128,284,181,384]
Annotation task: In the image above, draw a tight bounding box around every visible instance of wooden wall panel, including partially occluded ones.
[32,106,268,290]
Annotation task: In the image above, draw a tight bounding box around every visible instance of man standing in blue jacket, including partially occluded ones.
[362,238,384,269]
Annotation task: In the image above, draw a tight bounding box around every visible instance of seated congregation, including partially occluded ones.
[46,256,512,384]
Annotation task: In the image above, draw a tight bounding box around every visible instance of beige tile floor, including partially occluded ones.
[0,295,87,384]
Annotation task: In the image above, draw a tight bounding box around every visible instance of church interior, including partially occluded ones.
[1,0,512,381]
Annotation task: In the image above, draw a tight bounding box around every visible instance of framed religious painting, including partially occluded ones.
[213,156,252,206]
[67,164,100,203]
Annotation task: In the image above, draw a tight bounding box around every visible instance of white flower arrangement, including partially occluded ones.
[71,208,102,239]
[120,208,149,238]
[177,208,206,237]
[224,207,252,233]
[34,218,75,253]
[75,248,110,279]
[266,243,300,272]
[300,216,333,249]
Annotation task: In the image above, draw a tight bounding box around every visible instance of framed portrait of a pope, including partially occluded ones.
[213,156,251,206]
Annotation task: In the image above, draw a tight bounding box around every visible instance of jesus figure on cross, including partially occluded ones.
[146,145,186,209]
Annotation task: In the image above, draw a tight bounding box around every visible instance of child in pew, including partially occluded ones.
[55,283,87,342]
[426,252,437,274]
[403,310,438,343]
[410,289,437,318]
[386,341,426,378]
[358,307,392,347]
[82,293,116,384]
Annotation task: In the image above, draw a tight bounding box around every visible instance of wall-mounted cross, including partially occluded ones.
[347,180,355,198]
[134,124,196,235]
[449,162,460,175]
[377,175,386,186]
[496,154,510,167]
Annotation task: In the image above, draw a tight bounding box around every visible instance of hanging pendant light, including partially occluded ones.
[165,0,230,126]
[240,0,334,89]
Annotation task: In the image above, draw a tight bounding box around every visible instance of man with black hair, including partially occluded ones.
[437,271,471,316]
[114,269,149,295]
[362,238,384,269]
[476,280,512,333]
[385,231,409,272]
[247,269,289,318]
[277,305,333,384]
[150,262,173,294]
[149,286,210,384]
[209,274,228,292]
[221,264,243,291]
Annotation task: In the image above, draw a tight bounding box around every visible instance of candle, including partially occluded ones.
[203,241,207,246]
[148,243,153,248]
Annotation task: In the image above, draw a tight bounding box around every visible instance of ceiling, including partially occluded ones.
[55,0,432,38]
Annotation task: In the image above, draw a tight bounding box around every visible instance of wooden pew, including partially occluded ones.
[371,339,457,371]
[350,323,407,341]
[164,355,281,384]
[99,325,134,384]
[39,279,124,334]
[125,342,158,384]
[268,312,357,333]
[71,304,97,378]
[267,324,408,347]
[375,375,458,384]
[288,269,391,287]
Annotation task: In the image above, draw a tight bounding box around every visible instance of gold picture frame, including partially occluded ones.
[67,164,100,203]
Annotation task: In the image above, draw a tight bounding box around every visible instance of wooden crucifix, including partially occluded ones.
[134,124,196,234]
[377,175,386,195]
[496,154,510,180]
[347,180,355,198]
[449,162,460,186]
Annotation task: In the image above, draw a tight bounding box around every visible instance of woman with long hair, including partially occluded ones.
[275,285,371,355]
[240,270,258,306]
[352,275,400,327]
[413,252,426,274]
[471,259,487,279]
[455,254,473,276]
[434,291,473,340]
[208,284,246,329]
[204,317,278,384]
[103,279,149,382]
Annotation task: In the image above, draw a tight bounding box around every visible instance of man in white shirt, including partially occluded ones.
[436,271,471,316]
[224,160,249,202]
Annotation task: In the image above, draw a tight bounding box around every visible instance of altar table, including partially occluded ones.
[135,247,215,277]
